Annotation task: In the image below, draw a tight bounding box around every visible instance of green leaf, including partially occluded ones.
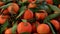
[47,5,54,14]
[28,18,36,23]
[39,5,50,11]
[30,8,39,12]
[35,0,40,3]
[47,14,59,19]
[16,6,26,19]
[48,4,60,13]
[36,0,46,4]
[2,0,6,2]
[17,0,29,6]
[0,3,12,9]
[2,0,12,3]
[53,0,59,5]
[6,0,12,2]
[44,13,60,23]
[12,23,17,34]
[17,1,22,5]
[0,20,9,34]
[21,32,30,34]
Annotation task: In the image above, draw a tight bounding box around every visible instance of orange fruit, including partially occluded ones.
[3,3,19,14]
[46,0,53,4]
[35,10,47,20]
[50,20,59,31]
[7,3,19,14]
[23,9,33,20]
[0,15,9,24]
[35,13,47,20]
[37,24,50,34]
[3,9,9,15]
[28,3,37,8]
[32,21,40,32]
[17,22,32,34]
[0,1,4,6]
[5,28,12,34]
[58,4,60,8]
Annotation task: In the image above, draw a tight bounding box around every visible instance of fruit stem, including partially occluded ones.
[21,19,27,23]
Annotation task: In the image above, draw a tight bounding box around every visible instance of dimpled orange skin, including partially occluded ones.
[32,21,40,33]
[46,0,53,4]
[0,15,9,24]
[0,1,4,6]
[7,3,19,14]
[50,20,59,31]
[35,13,47,20]
[5,28,12,34]
[17,22,32,34]
[23,9,33,20]
[37,24,50,34]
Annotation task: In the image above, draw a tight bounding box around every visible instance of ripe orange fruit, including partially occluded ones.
[3,9,9,15]
[17,22,32,34]
[23,9,33,20]
[7,3,19,14]
[37,24,50,34]
[58,4,60,8]
[35,12,47,20]
[0,15,9,24]
[5,28,12,34]
[0,1,4,6]
[28,3,37,8]
[50,20,59,31]
[32,21,40,32]
[35,10,48,20]
[3,3,19,14]
[28,0,36,3]
[46,0,53,4]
